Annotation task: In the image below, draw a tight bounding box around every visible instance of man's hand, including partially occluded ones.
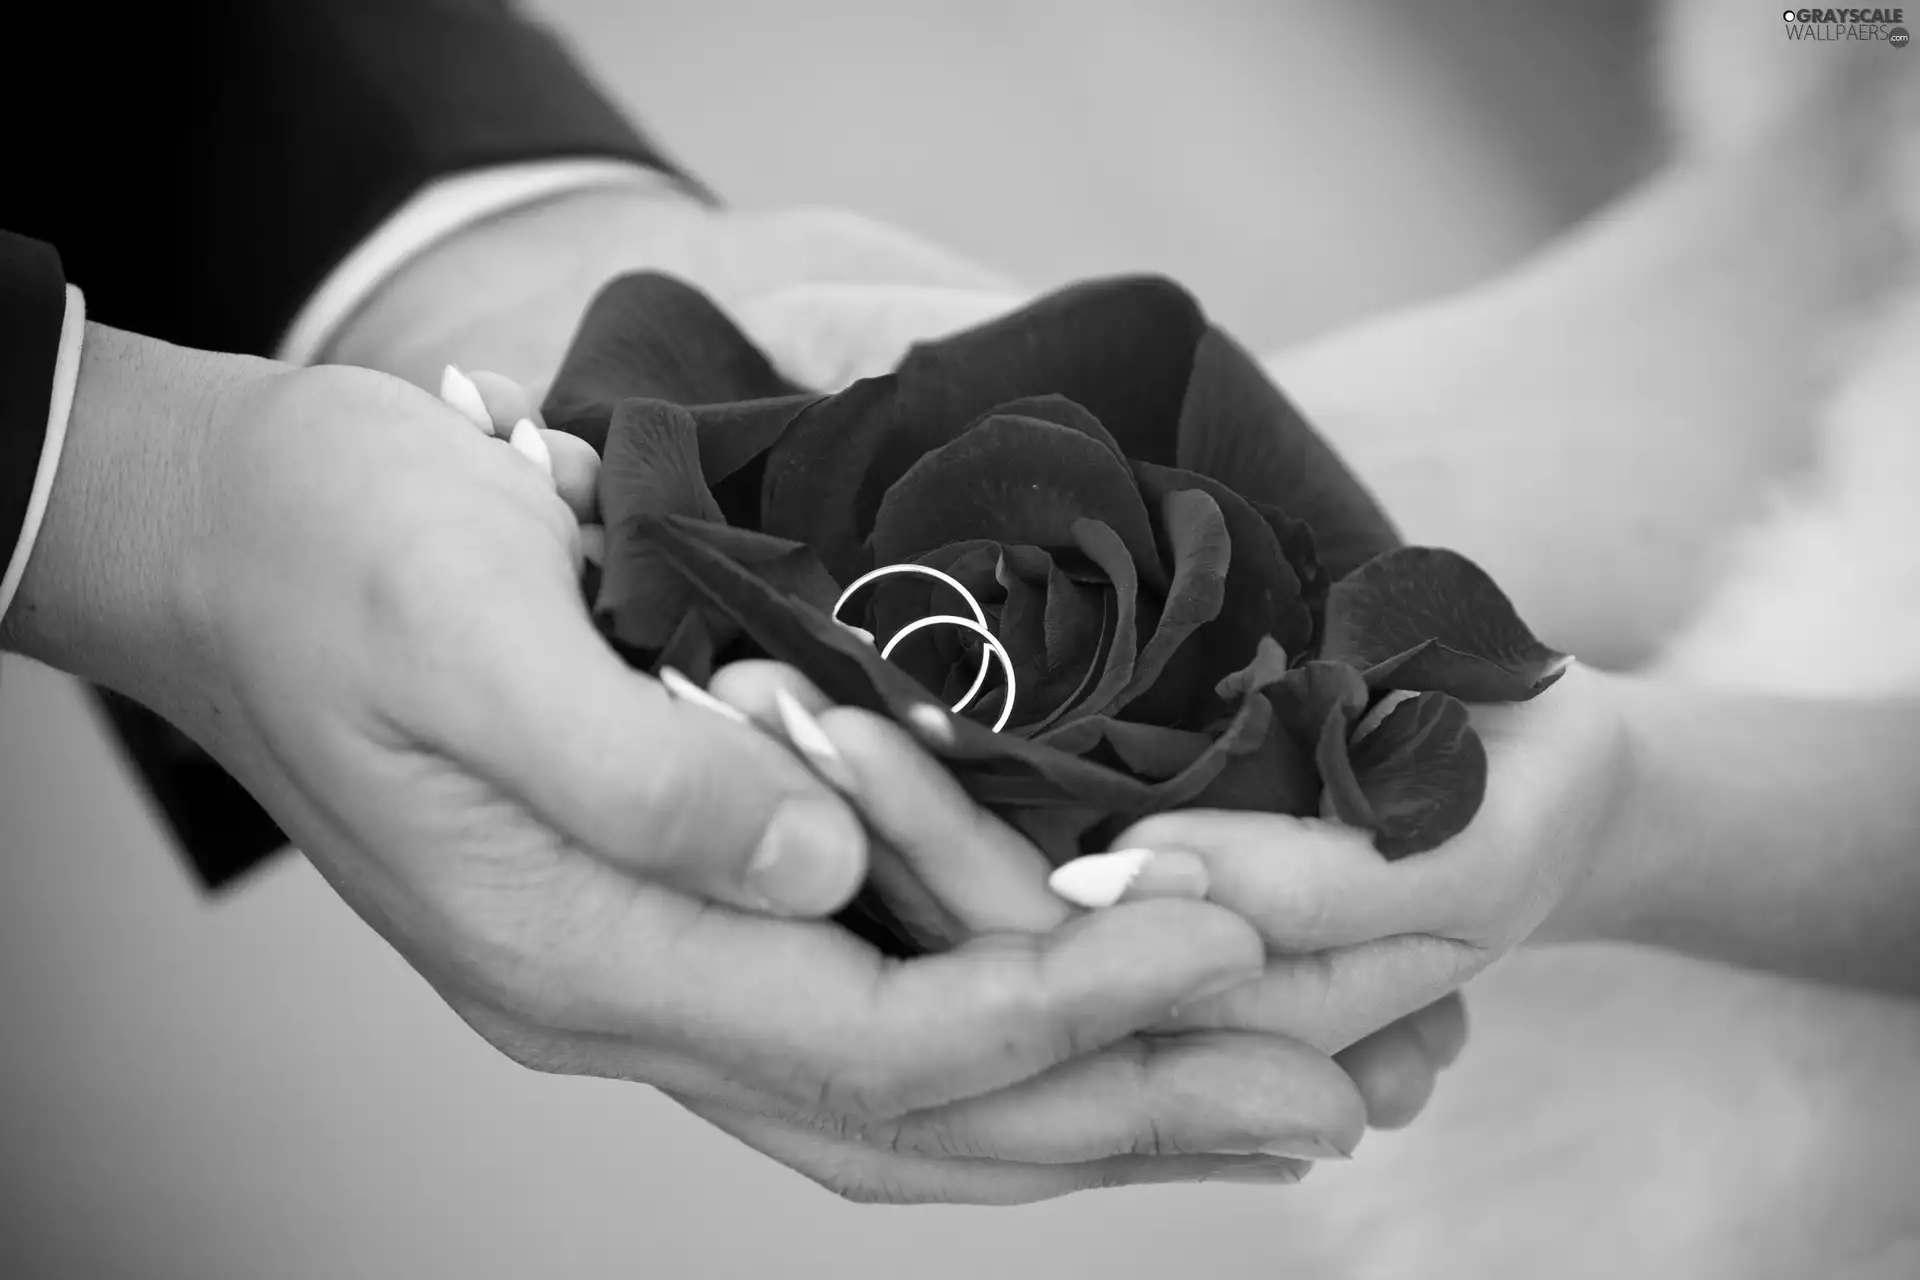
[297,196,1465,1193]
[6,325,1401,1203]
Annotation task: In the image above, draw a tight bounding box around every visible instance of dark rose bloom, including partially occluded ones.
[543,274,1567,954]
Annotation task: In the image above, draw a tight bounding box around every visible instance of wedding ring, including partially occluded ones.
[832,564,995,715]
[879,614,1019,733]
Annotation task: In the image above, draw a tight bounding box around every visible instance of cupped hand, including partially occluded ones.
[1096,662,1632,1052]
[710,662,1476,1155]
[123,357,1383,1203]
[314,201,1467,1192]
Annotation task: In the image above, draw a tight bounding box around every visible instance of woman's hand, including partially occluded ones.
[1076,663,1634,1052]
[710,661,1476,1150]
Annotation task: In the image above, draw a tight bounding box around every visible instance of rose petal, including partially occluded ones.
[1187,693,1320,816]
[543,273,800,453]
[1213,634,1291,701]
[1106,488,1229,714]
[975,395,1129,468]
[596,400,728,649]
[1175,327,1401,580]
[1137,463,1313,664]
[1009,806,1107,867]
[1269,660,1370,744]
[1321,547,1570,702]
[892,276,1206,469]
[660,521,844,619]
[870,414,1167,595]
[645,514,1269,814]
[1038,717,1214,780]
[1316,691,1488,859]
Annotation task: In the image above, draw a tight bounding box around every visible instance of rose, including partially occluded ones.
[542,273,1568,952]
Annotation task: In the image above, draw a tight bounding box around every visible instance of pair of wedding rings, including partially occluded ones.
[832,564,1018,733]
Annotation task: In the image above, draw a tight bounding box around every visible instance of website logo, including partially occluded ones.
[1782,7,1910,42]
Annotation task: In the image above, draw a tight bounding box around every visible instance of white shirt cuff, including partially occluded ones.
[0,284,86,629]
[274,159,688,366]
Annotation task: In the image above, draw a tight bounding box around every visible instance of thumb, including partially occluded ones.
[416,562,868,918]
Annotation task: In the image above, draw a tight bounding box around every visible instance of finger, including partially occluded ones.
[391,558,867,918]
[1049,847,1210,909]
[710,661,1069,935]
[1154,934,1482,1053]
[471,996,1360,1166]
[504,867,1266,1119]
[542,429,599,522]
[467,369,544,432]
[882,1030,1363,1163]
[734,282,1031,391]
[681,1100,1308,1205]
[1406,990,1470,1069]
[709,661,962,947]
[1115,809,1479,951]
[1335,1015,1443,1130]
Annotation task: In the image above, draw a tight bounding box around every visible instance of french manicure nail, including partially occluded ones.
[658,666,750,725]
[579,523,605,567]
[1202,1159,1306,1184]
[772,687,859,793]
[1049,847,1209,909]
[1048,848,1152,909]
[509,419,554,482]
[905,701,955,745]
[439,365,494,435]
[746,797,858,916]
[1258,1135,1355,1162]
[837,622,877,646]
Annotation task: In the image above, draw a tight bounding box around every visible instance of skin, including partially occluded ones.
[1,188,1459,1206]
[731,69,1920,1043]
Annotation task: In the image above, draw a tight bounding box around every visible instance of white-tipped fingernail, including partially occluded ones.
[1048,847,1154,909]
[659,666,750,725]
[838,622,876,647]
[905,702,954,744]
[509,418,554,482]
[579,523,605,567]
[439,365,493,435]
[772,687,859,793]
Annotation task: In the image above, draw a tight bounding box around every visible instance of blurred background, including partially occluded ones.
[0,2,1660,1276]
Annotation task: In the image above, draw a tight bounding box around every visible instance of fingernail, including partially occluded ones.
[772,686,859,793]
[1048,848,1151,909]
[905,702,955,745]
[579,523,605,568]
[509,419,554,483]
[1202,1159,1306,1184]
[837,622,877,646]
[1048,848,1208,909]
[659,666,750,725]
[747,797,860,915]
[439,365,494,435]
[1258,1135,1355,1162]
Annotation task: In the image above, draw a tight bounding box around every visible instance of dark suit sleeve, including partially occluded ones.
[0,233,67,601]
[5,0,704,359]
[4,2,707,891]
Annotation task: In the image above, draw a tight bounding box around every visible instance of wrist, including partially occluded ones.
[1530,667,1654,947]
[1,323,271,699]
[322,181,712,391]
